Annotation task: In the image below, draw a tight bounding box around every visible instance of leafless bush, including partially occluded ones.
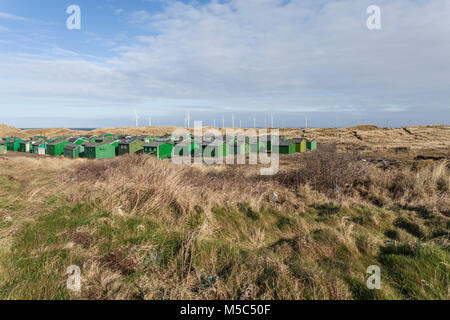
[276,145,365,196]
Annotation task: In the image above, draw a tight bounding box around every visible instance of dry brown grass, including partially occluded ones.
[0,126,448,300]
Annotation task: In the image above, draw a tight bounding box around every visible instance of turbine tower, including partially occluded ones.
[187,111,191,129]
[134,110,139,127]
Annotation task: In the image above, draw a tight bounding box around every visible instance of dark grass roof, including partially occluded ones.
[67,137,82,143]
[84,139,115,147]
[64,144,81,150]
[119,137,140,145]
[291,138,306,143]
[46,138,67,146]
[275,140,293,146]
[144,142,168,148]
[176,140,197,147]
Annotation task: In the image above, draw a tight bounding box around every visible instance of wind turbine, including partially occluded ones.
[187,111,191,129]
[222,115,225,129]
[271,113,274,128]
[253,118,256,129]
[305,115,308,129]
[232,113,235,128]
[148,116,152,127]
[134,110,139,127]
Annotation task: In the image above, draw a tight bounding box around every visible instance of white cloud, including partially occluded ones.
[0,11,30,21]
[1,0,450,125]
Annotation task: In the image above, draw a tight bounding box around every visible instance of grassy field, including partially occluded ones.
[0,125,448,300]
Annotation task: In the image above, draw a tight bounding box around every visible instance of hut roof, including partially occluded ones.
[64,144,80,150]
[144,142,167,148]
[276,140,292,147]
[119,137,139,145]
[47,138,66,146]
[84,139,115,147]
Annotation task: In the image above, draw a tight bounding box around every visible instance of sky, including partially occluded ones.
[0,0,449,128]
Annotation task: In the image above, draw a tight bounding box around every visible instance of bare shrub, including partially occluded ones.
[276,145,365,196]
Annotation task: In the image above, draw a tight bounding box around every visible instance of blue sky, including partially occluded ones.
[0,0,449,128]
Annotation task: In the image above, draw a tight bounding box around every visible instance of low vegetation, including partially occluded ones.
[0,142,448,300]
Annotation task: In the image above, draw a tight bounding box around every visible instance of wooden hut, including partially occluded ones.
[19,140,32,153]
[202,140,229,158]
[307,140,317,151]
[173,140,200,156]
[46,139,70,156]
[64,144,85,159]
[0,143,6,154]
[118,137,144,156]
[143,142,173,160]
[272,140,295,154]
[7,138,24,151]
[292,138,307,153]
[84,140,117,159]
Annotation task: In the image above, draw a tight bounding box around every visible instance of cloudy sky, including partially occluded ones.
[0,0,449,128]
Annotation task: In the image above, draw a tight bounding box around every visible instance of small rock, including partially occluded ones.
[272,192,279,202]
[112,207,125,217]
[3,216,12,222]
[65,242,75,249]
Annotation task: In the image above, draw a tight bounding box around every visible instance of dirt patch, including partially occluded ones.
[0,152,52,159]
[61,231,94,248]
[101,249,137,275]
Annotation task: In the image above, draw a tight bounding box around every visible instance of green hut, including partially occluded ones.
[7,138,24,151]
[249,137,265,153]
[67,137,88,145]
[118,137,144,156]
[2,137,16,143]
[272,140,296,154]
[292,138,307,153]
[19,140,32,153]
[307,140,317,151]
[84,140,117,159]
[231,142,249,155]
[143,142,173,160]
[46,139,70,156]
[202,141,229,158]
[173,140,200,156]
[32,139,50,155]
[260,135,277,152]
[64,144,85,159]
